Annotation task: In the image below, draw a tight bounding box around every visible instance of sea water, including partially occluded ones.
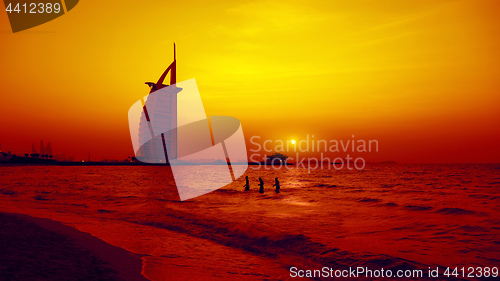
[0,164,499,278]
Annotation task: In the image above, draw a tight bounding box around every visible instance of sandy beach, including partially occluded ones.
[0,212,147,281]
[0,209,292,281]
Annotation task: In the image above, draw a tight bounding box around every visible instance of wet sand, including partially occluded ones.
[0,208,292,281]
[0,212,147,281]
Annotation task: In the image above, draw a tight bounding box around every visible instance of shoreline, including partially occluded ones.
[0,212,148,281]
[0,204,297,280]
[0,164,497,280]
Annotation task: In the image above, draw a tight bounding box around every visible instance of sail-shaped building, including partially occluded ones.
[136,44,182,163]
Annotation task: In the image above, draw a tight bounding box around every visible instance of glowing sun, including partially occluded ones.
[291,139,296,145]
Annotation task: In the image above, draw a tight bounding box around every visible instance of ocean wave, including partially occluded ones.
[468,194,490,199]
[380,183,402,188]
[214,189,240,194]
[128,207,429,273]
[384,202,398,207]
[460,225,487,232]
[357,197,382,203]
[435,208,476,215]
[404,205,433,211]
[316,183,338,188]
[33,195,50,201]
[0,188,17,196]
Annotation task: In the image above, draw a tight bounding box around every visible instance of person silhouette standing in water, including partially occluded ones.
[258,177,264,194]
[243,176,250,191]
[273,177,280,193]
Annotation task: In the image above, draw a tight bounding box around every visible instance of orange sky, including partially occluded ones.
[0,0,499,162]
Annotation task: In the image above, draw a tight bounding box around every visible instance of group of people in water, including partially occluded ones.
[243,176,280,193]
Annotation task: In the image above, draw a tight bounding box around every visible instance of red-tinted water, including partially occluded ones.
[0,164,498,280]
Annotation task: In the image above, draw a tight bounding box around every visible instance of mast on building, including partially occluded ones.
[139,43,182,163]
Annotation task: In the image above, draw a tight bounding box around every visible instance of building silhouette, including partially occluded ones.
[46,142,52,156]
[40,140,45,155]
[137,44,182,163]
